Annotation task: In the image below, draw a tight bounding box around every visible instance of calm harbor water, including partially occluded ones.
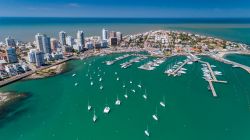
[0,54,250,140]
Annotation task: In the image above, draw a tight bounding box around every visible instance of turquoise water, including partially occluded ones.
[1,54,250,140]
[225,54,250,67]
[1,18,250,45]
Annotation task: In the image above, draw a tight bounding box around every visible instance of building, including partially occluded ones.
[77,30,85,47]
[101,40,108,48]
[102,28,108,41]
[5,47,18,63]
[35,33,44,52]
[116,32,123,42]
[42,35,51,54]
[109,31,116,38]
[28,49,36,63]
[59,31,67,46]
[109,37,118,46]
[5,36,16,47]
[66,36,75,46]
[86,41,94,49]
[35,33,51,54]
[35,51,44,67]
[50,38,59,52]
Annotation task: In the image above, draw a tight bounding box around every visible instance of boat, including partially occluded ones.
[131,89,136,93]
[160,96,166,107]
[99,77,102,82]
[117,77,119,81]
[122,83,126,88]
[103,107,110,114]
[100,85,103,90]
[88,100,92,111]
[115,72,118,75]
[93,109,97,123]
[142,89,147,100]
[137,82,142,88]
[207,85,211,91]
[129,81,133,84]
[152,108,158,121]
[124,90,128,99]
[144,126,150,137]
[72,74,76,77]
[74,83,79,86]
[115,96,121,105]
[90,81,94,86]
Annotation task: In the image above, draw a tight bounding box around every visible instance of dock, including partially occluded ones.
[198,60,227,97]
[169,60,189,76]
[210,55,250,74]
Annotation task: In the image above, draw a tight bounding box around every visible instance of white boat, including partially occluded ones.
[142,89,147,100]
[131,89,136,93]
[99,77,102,82]
[90,81,94,86]
[103,107,110,114]
[144,126,150,137]
[152,108,158,121]
[129,81,133,84]
[187,61,193,65]
[124,90,128,99]
[137,82,142,88]
[100,85,103,90]
[115,96,121,105]
[115,72,118,75]
[93,109,97,123]
[122,84,126,88]
[88,101,92,111]
[72,74,76,77]
[117,77,119,81]
[74,83,79,86]
[160,96,166,107]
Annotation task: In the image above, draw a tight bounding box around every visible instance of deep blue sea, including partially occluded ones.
[1,17,250,44]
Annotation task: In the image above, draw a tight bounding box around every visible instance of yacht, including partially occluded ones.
[99,77,102,82]
[74,83,79,86]
[144,126,150,137]
[93,109,97,123]
[131,89,136,93]
[103,107,110,114]
[88,101,92,111]
[129,81,133,84]
[137,82,142,88]
[122,84,126,88]
[90,81,94,86]
[100,85,103,90]
[115,72,118,75]
[152,108,158,121]
[160,96,166,107]
[142,89,147,100]
[72,74,76,77]
[115,96,121,105]
[124,90,128,99]
[117,77,120,81]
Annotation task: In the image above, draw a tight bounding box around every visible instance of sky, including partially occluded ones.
[0,0,250,17]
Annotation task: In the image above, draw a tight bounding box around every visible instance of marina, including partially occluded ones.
[120,56,147,69]
[138,57,166,71]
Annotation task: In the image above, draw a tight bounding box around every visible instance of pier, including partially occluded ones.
[169,60,189,76]
[198,60,227,97]
[210,55,250,74]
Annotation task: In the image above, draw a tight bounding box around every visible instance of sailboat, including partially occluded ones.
[142,89,147,100]
[100,85,103,90]
[124,89,128,99]
[117,77,120,81]
[88,100,92,111]
[90,81,94,86]
[74,82,79,86]
[115,72,118,75]
[99,77,102,82]
[160,96,166,107]
[72,73,76,77]
[144,126,150,137]
[129,80,132,84]
[103,99,110,114]
[152,107,158,121]
[122,83,126,88]
[93,109,97,123]
[137,81,142,88]
[115,95,121,105]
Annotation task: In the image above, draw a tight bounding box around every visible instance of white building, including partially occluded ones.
[59,31,67,46]
[5,36,16,47]
[102,28,108,41]
[77,30,85,47]
[28,49,37,63]
[66,36,75,46]
[35,51,44,67]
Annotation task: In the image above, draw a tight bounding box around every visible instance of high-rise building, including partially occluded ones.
[109,31,116,38]
[66,36,74,46]
[77,30,85,47]
[102,28,108,41]
[35,33,51,54]
[42,35,51,54]
[50,38,59,52]
[28,49,36,63]
[116,32,123,42]
[59,31,67,46]
[35,33,44,52]
[110,37,118,46]
[35,51,44,67]
[5,36,16,47]
[5,47,18,63]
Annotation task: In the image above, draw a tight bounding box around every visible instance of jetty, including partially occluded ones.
[169,60,189,76]
[198,60,227,97]
[210,55,250,74]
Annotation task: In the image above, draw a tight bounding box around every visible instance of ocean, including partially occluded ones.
[1,18,250,45]
[0,18,250,140]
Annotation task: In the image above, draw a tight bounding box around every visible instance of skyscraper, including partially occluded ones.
[77,30,85,47]
[50,38,59,52]
[5,47,18,63]
[5,36,16,47]
[35,33,51,54]
[116,32,123,42]
[28,49,36,63]
[66,36,74,46]
[109,31,116,38]
[59,31,67,46]
[35,51,44,67]
[102,28,108,41]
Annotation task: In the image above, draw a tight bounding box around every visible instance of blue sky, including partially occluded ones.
[0,0,250,17]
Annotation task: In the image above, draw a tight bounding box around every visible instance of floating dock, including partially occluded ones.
[169,60,189,76]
